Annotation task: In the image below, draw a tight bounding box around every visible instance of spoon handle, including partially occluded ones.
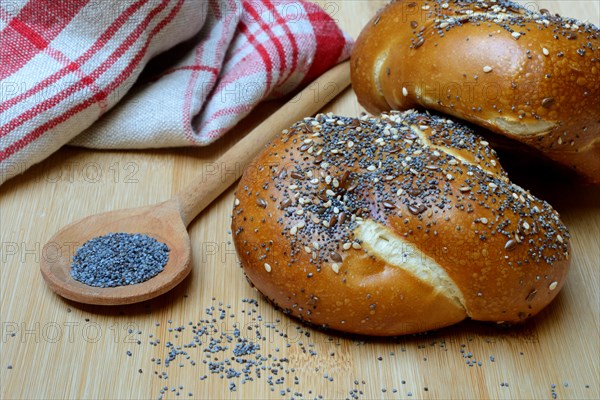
[173,61,351,227]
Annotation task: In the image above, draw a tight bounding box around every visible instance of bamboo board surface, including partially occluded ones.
[1,1,599,399]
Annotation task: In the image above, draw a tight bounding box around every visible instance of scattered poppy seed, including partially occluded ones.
[70,233,169,287]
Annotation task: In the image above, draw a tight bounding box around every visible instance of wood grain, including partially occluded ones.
[1,2,598,399]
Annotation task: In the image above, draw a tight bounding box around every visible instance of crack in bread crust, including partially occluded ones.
[356,219,467,313]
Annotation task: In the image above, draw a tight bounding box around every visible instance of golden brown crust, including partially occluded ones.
[231,111,571,336]
[351,0,600,183]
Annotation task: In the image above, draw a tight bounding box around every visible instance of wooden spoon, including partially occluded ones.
[40,62,350,305]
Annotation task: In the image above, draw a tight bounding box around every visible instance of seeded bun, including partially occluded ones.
[231,111,571,336]
[350,0,600,183]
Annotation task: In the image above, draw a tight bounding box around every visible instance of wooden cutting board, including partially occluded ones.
[1,1,598,399]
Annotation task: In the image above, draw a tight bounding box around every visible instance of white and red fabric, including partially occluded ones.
[0,0,353,185]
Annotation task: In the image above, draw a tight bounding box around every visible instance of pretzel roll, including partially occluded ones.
[351,0,600,183]
[231,111,571,336]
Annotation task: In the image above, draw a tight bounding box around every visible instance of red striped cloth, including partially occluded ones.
[0,0,352,185]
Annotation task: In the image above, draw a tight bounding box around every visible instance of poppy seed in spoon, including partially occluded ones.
[70,233,170,288]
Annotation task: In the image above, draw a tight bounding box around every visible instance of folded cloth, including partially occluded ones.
[0,0,353,185]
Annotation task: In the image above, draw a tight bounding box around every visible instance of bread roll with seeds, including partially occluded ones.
[231,111,570,336]
[351,0,600,183]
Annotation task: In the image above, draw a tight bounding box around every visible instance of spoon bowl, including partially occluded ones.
[40,200,191,305]
[39,62,351,305]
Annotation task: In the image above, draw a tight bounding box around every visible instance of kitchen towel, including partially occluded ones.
[0,0,353,185]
